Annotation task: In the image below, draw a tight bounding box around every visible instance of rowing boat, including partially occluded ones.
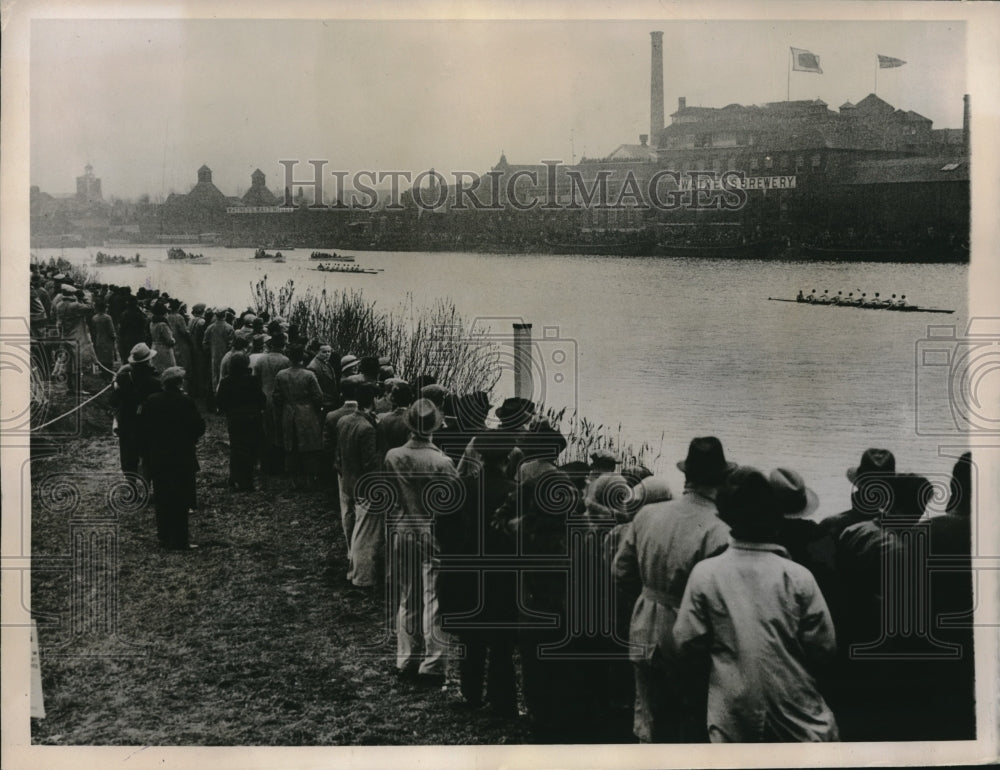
[311,266,380,275]
[768,297,954,314]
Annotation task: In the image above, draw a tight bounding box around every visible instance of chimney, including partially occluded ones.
[512,323,534,401]
[639,134,648,146]
[963,94,970,153]
[650,31,664,142]
[678,96,686,111]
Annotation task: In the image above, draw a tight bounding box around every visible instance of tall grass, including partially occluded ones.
[250,276,662,474]
[544,405,663,474]
[250,276,503,395]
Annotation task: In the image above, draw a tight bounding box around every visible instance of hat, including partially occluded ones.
[521,418,567,458]
[412,374,438,391]
[495,397,536,429]
[341,354,360,373]
[389,381,414,407]
[160,366,186,384]
[268,331,287,349]
[590,449,618,472]
[192,302,207,314]
[769,467,820,517]
[622,464,653,488]
[847,448,896,483]
[60,283,78,294]
[629,476,674,511]
[676,436,736,484]
[128,342,156,364]
[716,466,780,541]
[586,473,631,517]
[53,273,66,281]
[405,398,444,435]
[420,384,450,409]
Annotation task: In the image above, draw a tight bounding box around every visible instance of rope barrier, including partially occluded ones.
[32,381,114,432]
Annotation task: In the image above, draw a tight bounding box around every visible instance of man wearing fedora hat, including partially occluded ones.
[612,436,735,743]
[137,366,205,551]
[820,448,897,540]
[111,342,163,478]
[456,396,534,479]
[384,398,460,686]
[674,466,839,743]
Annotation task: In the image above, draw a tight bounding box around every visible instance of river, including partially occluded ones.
[37,245,969,519]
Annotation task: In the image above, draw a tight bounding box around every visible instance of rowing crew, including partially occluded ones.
[795,289,908,308]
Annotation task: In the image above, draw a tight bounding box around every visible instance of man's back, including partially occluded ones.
[251,352,291,398]
[385,437,458,524]
[337,410,378,493]
[622,492,730,607]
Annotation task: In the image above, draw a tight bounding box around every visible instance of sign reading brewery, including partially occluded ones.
[679,174,797,191]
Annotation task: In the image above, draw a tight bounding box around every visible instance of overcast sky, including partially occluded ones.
[30,18,966,201]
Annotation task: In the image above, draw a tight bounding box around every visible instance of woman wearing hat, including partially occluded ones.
[674,466,839,743]
[138,366,205,551]
[166,300,193,383]
[149,303,176,374]
[273,344,325,488]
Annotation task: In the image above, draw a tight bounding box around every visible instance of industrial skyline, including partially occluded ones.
[30,19,966,201]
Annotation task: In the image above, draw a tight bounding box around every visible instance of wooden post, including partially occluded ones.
[512,323,533,400]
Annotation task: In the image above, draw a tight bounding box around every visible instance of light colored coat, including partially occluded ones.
[612,491,729,663]
[150,320,176,372]
[385,437,460,531]
[273,366,324,453]
[251,351,291,446]
[674,540,839,742]
[56,296,97,369]
[204,319,234,391]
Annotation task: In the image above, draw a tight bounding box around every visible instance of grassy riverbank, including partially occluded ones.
[29,394,546,746]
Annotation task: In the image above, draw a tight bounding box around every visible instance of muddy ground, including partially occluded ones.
[28,381,570,746]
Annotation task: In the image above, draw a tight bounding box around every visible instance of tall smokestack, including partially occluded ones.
[650,31,664,143]
[963,94,970,154]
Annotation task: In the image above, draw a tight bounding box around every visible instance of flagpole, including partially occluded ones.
[787,49,791,101]
[874,57,878,95]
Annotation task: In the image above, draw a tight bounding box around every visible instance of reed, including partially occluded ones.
[543,405,663,474]
[250,276,660,473]
[250,276,502,394]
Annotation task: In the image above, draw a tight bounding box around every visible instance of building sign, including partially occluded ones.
[679,175,797,191]
[226,206,296,214]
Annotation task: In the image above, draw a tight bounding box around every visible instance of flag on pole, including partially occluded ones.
[791,48,823,74]
[878,54,906,69]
